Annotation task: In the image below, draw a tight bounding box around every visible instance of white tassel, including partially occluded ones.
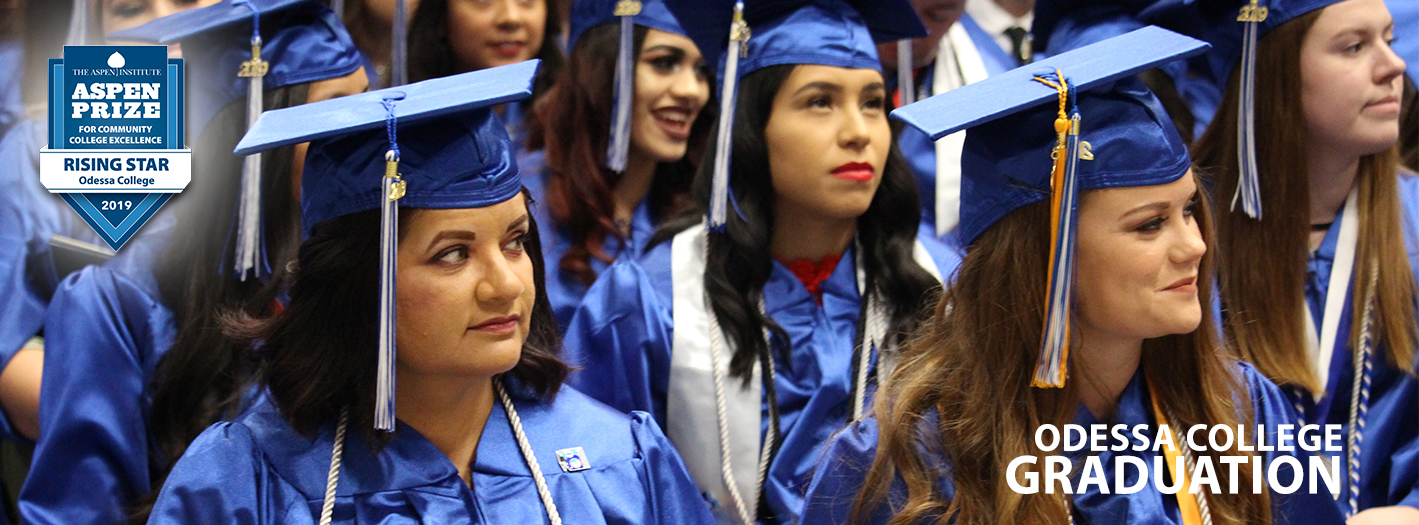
[709,1,748,230]
[65,0,90,46]
[1231,3,1266,219]
[236,35,269,280]
[606,5,639,172]
[375,151,403,431]
[897,40,914,106]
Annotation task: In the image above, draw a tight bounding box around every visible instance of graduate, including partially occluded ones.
[801,28,1348,525]
[146,61,715,525]
[19,2,368,523]
[560,1,958,522]
[524,0,713,329]
[1186,0,1419,521]
[407,0,565,145]
[879,0,1016,240]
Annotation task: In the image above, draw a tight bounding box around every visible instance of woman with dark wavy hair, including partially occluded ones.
[803,30,1346,525]
[523,0,712,329]
[561,1,955,523]
[144,63,713,525]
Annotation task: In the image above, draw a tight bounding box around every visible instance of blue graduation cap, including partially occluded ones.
[894,26,1209,388]
[111,0,365,280]
[235,60,540,431]
[664,0,926,229]
[568,0,690,173]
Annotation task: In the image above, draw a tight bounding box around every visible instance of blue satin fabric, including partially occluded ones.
[0,119,104,441]
[147,387,716,524]
[802,363,1349,524]
[897,14,1015,239]
[1289,173,1419,513]
[562,232,960,523]
[522,153,659,331]
[18,211,181,525]
[0,41,20,137]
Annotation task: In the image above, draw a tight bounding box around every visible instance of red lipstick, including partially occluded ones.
[831,162,874,182]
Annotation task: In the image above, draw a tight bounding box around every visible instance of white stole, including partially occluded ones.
[934,23,993,236]
[1303,186,1360,401]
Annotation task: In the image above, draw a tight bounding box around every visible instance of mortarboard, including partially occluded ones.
[894,26,1209,388]
[111,0,365,280]
[235,60,540,431]
[569,0,690,173]
[664,0,927,229]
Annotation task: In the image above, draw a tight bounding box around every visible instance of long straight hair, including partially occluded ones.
[525,22,712,285]
[853,182,1270,525]
[1195,11,1418,394]
[651,64,939,382]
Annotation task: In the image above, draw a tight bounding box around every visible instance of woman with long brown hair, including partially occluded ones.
[802,29,1347,525]
[523,0,712,329]
[1189,0,1418,520]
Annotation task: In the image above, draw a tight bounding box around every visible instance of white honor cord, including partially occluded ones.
[707,299,772,525]
[496,380,563,525]
[317,385,563,525]
[319,408,351,525]
[1345,262,1379,517]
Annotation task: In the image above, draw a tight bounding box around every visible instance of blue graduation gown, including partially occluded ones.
[18,212,181,525]
[802,363,1349,525]
[147,386,717,524]
[562,233,961,523]
[521,151,660,331]
[899,14,1015,239]
[0,40,20,137]
[0,120,102,374]
[1291,174,1419,513]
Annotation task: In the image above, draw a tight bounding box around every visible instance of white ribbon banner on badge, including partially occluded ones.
[39,148,192,193]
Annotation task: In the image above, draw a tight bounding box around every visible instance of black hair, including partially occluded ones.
[228,192,565,444]
[651,64,940,382]
[406,0,565,107]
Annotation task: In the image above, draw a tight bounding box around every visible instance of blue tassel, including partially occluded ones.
[375,97,406,431]
[605,4,640,172]
[235,2,269,280]
[1232,2,1267,219]
[709,1,748,230]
